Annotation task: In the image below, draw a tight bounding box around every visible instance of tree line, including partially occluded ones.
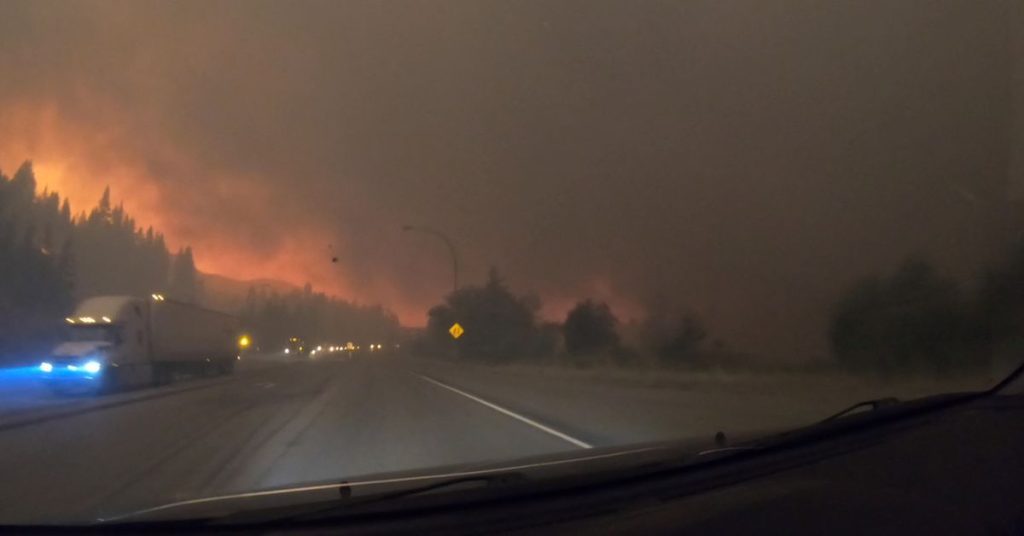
[830,245,1024,377]
[7,157,1018,375]
[414,268,710,367]
[416,250,1024,378]
[0,160,398,363]
[239,283,401,352]
[0,162,202,360]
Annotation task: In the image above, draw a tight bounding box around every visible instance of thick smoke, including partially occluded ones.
[0,0,1020,357]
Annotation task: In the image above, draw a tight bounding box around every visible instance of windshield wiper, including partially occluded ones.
[214,472,528,525]
[344,472,527,507]
[818,397,900,424]
[743,391,981,452]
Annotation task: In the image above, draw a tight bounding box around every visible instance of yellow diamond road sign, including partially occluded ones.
[449,322,464,339]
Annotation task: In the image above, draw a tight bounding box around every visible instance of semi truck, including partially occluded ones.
[40,294,241,393]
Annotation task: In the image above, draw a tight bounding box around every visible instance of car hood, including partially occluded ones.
[97,378,1020,526]
[100,434,758,524]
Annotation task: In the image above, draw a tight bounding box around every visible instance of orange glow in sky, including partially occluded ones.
[0,102,640,328]
[0,101,358,306]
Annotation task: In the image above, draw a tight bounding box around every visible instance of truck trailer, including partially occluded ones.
[40,294,241,393]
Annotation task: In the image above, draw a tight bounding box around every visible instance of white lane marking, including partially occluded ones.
[100,446,657,521]
[415,373,593,449]
[245,377,344,486]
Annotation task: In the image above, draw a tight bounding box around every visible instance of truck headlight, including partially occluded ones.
[83,360,102,374]
[39,362,53,373]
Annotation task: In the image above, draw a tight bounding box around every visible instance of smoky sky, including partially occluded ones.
[1,0,1021,357]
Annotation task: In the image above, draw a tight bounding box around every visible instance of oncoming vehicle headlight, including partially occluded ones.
[39,362,53,373]
[83,360,102,374]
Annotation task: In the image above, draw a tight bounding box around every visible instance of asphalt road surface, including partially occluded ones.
[0,354,990,524]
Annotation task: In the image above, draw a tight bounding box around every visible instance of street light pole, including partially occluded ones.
[402,224,459,293]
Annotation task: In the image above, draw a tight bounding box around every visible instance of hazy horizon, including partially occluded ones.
[3,0,1022,358]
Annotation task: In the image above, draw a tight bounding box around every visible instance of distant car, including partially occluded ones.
[285,337,306,357]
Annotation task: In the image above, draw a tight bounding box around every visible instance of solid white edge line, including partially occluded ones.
[415,373,593,449]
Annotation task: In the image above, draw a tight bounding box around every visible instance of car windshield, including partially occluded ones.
[0,0,1021,526]
[65,326,118,343]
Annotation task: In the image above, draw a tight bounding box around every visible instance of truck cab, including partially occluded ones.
[42,296,151,392]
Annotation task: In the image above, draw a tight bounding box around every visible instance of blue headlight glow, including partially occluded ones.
[83,360,102,374]
[39,362,53,373]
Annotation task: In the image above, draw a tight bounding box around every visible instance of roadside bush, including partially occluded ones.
[421,268,548,362]
[563,300,620,359]
[655,314,707,365]
[637,298,709,367]
[829,260,984,375]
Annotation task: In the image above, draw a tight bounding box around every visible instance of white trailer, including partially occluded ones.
[41,294,241,392]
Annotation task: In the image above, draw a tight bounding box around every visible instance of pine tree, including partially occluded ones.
[57,237,76,300]
[98,186,111,215]
[169,246,203,304]
[60,199,71,225]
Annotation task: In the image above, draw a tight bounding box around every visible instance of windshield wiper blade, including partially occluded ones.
[779,391,978,442]
[343,472,527,507]
[730,392,979,456]
[818,397,900,424]
[214,472,528,525]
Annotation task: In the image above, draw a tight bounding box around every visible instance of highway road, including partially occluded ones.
[0,354,993,524]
